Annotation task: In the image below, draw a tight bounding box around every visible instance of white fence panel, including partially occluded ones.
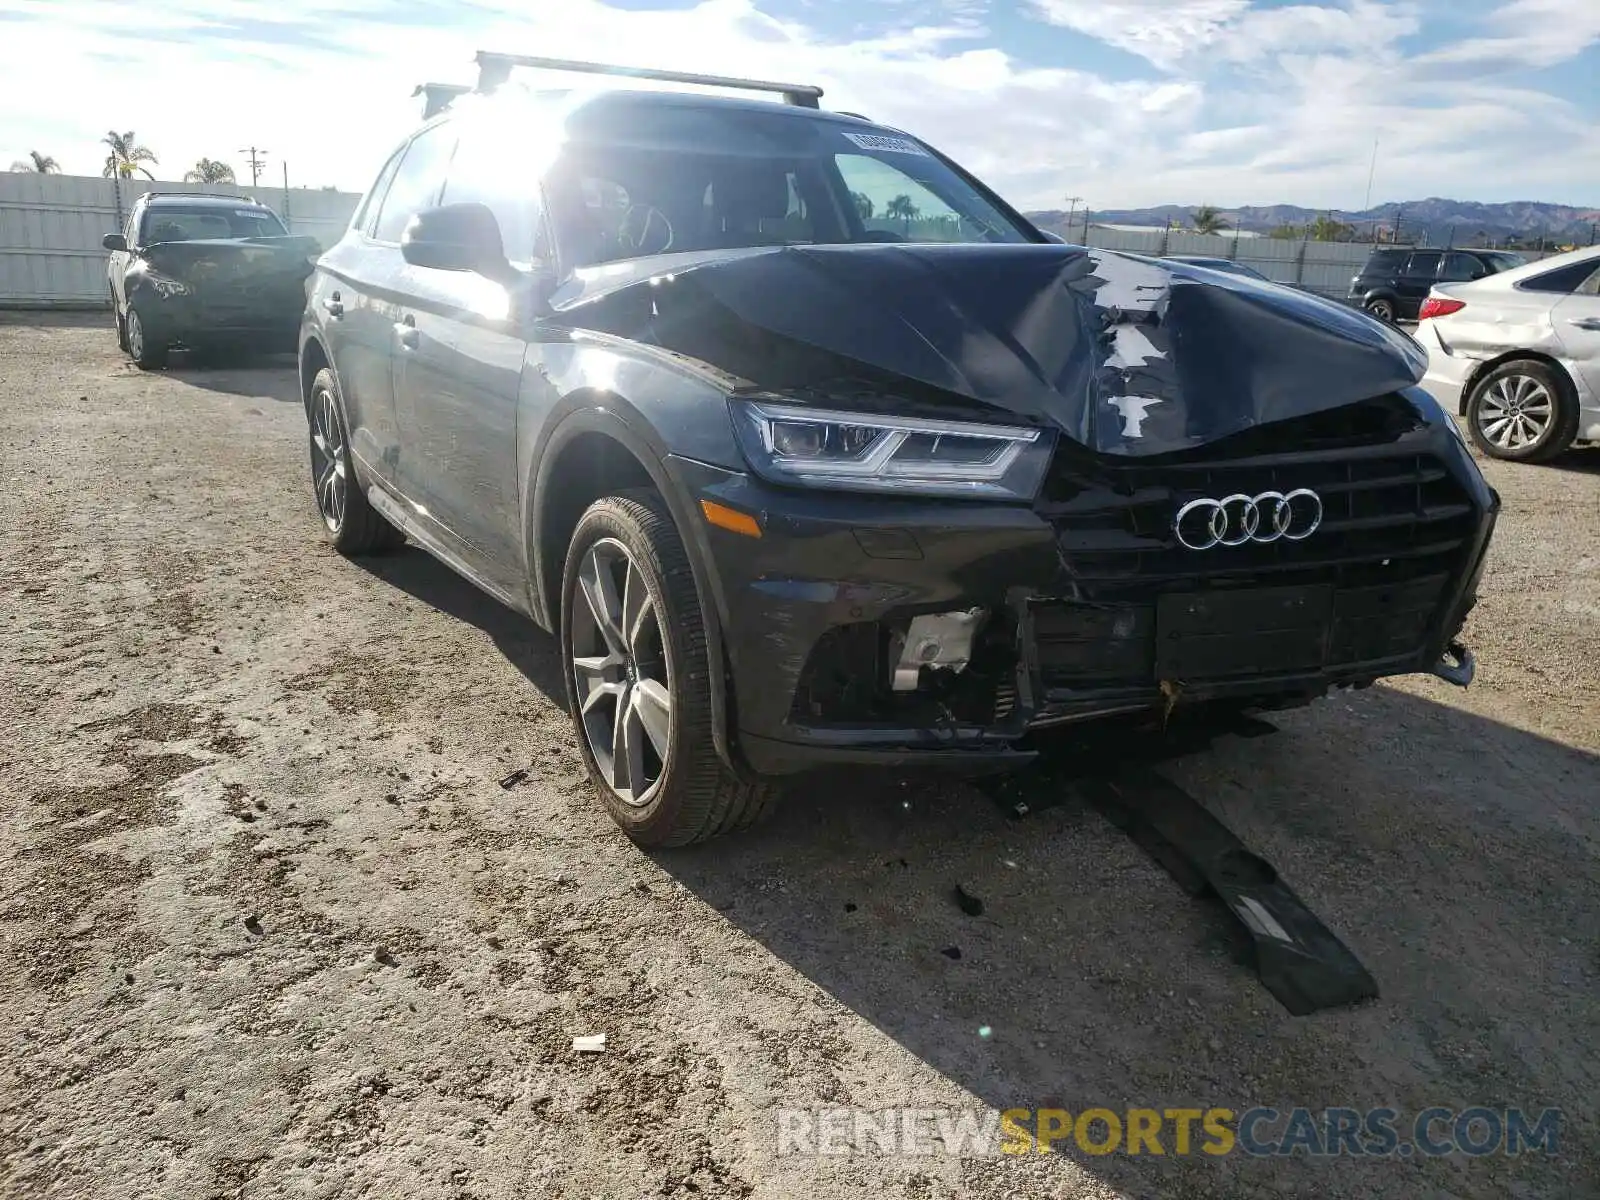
[0,173,361,308]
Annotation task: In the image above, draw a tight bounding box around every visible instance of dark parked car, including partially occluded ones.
[1348,247,1524,323]
[104,193,318,368]
[299,54,1499,846]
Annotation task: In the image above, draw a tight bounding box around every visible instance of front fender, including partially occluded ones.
[524,397,746,779]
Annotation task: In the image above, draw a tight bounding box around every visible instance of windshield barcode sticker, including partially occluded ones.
[842,132,929,157]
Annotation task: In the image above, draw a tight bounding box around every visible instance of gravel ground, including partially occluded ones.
[2,313,1597,1200]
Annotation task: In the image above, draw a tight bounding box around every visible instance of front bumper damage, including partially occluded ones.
[670,411,1500,777]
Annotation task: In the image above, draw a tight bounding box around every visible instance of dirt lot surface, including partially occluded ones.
[2,313,1598,1200]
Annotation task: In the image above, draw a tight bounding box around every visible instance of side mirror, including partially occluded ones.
[102,233,128,252]
[400,203,510,277]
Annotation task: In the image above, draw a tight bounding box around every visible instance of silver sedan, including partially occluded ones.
[1415,245,1600,462]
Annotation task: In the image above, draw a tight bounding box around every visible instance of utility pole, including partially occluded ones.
[239,146,269,188]
[1064,195,1081,244]
[1392,204,1404,245]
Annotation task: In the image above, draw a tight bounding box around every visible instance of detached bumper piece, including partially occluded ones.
[1428,640,1475,688]
[1080,767,1379,1016]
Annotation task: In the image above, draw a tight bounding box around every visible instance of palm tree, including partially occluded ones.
[885,193,919,235]
[9,150,60,173]
[184,158,235,184]
[850,191,874,221]
[1191,205,1229,234]
[101,131,158,180]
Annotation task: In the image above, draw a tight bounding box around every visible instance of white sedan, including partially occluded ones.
[1414,245,1600,462]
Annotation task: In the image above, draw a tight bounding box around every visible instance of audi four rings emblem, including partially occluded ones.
[1174,489,1324,550]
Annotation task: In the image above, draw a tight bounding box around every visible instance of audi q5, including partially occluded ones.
[297,55,1500,845]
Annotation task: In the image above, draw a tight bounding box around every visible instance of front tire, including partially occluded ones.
[560,492,775,846]
[307,367,404,554]
[1465,359,1578,463]
[125,303,167,369]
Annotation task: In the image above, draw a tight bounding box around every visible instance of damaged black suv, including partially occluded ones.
[299,55,1499,846]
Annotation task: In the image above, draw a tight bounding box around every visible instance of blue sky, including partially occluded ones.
[1,0,1597,211]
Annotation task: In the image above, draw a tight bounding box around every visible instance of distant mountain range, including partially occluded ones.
[1026,198,1600,248]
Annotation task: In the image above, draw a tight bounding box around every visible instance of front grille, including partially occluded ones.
[1033,424,1479,689]
[1040,450,1475,593]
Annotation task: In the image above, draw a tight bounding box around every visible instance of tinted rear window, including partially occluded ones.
[1363,249,1407,273]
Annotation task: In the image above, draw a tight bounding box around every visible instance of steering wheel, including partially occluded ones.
[615,204,674,256]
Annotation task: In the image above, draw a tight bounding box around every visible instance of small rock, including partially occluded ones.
[953,884,985,917]
[843,902,857,913]
[1207,1036,1222,1053]
[498,768,529,789]
[374,946,396,966]
[486,936,502,949]
[940,946,962,961]
[572,1034,607,1053]
[243,915,264,936]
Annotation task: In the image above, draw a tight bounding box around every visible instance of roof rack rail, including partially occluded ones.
[413,82,471,120]
[472,53,823,108]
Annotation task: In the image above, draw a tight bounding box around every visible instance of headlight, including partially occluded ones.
[730,399,1054,500]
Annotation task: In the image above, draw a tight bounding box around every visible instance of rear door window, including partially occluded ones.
[352,146,405,236]
[1403,251,1441,278]
[1440,252,1487,282]
[372,122,459,244]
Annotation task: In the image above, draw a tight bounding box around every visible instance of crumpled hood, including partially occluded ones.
[551,242,1428,457]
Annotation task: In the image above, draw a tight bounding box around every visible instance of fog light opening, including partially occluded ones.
[891,608,987,692]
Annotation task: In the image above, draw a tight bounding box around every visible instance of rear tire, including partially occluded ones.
[125,303,167,369]
[307,367,405,554]
[1364,297,1396,323]
[560,491,776,846]
[1465,359,1578,463]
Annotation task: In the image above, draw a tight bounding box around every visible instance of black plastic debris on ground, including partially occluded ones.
[1079,767,1379,1016]
[982,707,1278,821]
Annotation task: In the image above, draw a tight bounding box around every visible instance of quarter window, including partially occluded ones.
[372,122,459,244]
[1519,259,1600,294]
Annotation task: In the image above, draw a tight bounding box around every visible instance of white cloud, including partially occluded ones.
[1415,0,1600,68]
[1028,0,1249,70]
[0,0,1595,212]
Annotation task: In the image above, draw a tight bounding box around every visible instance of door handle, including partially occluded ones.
[1568,317,1600,332]
[322,292,344,318]
[396,314,419,350]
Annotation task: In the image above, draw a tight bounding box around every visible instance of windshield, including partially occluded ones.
[141,206,287,243]
[545,111,1033,268]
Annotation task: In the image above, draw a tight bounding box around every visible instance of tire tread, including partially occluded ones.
[565,490,775,846]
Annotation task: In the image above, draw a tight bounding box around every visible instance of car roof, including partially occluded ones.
[145,193,270,209]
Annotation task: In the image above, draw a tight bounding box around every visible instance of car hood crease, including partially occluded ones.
[552,243,1429,456]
